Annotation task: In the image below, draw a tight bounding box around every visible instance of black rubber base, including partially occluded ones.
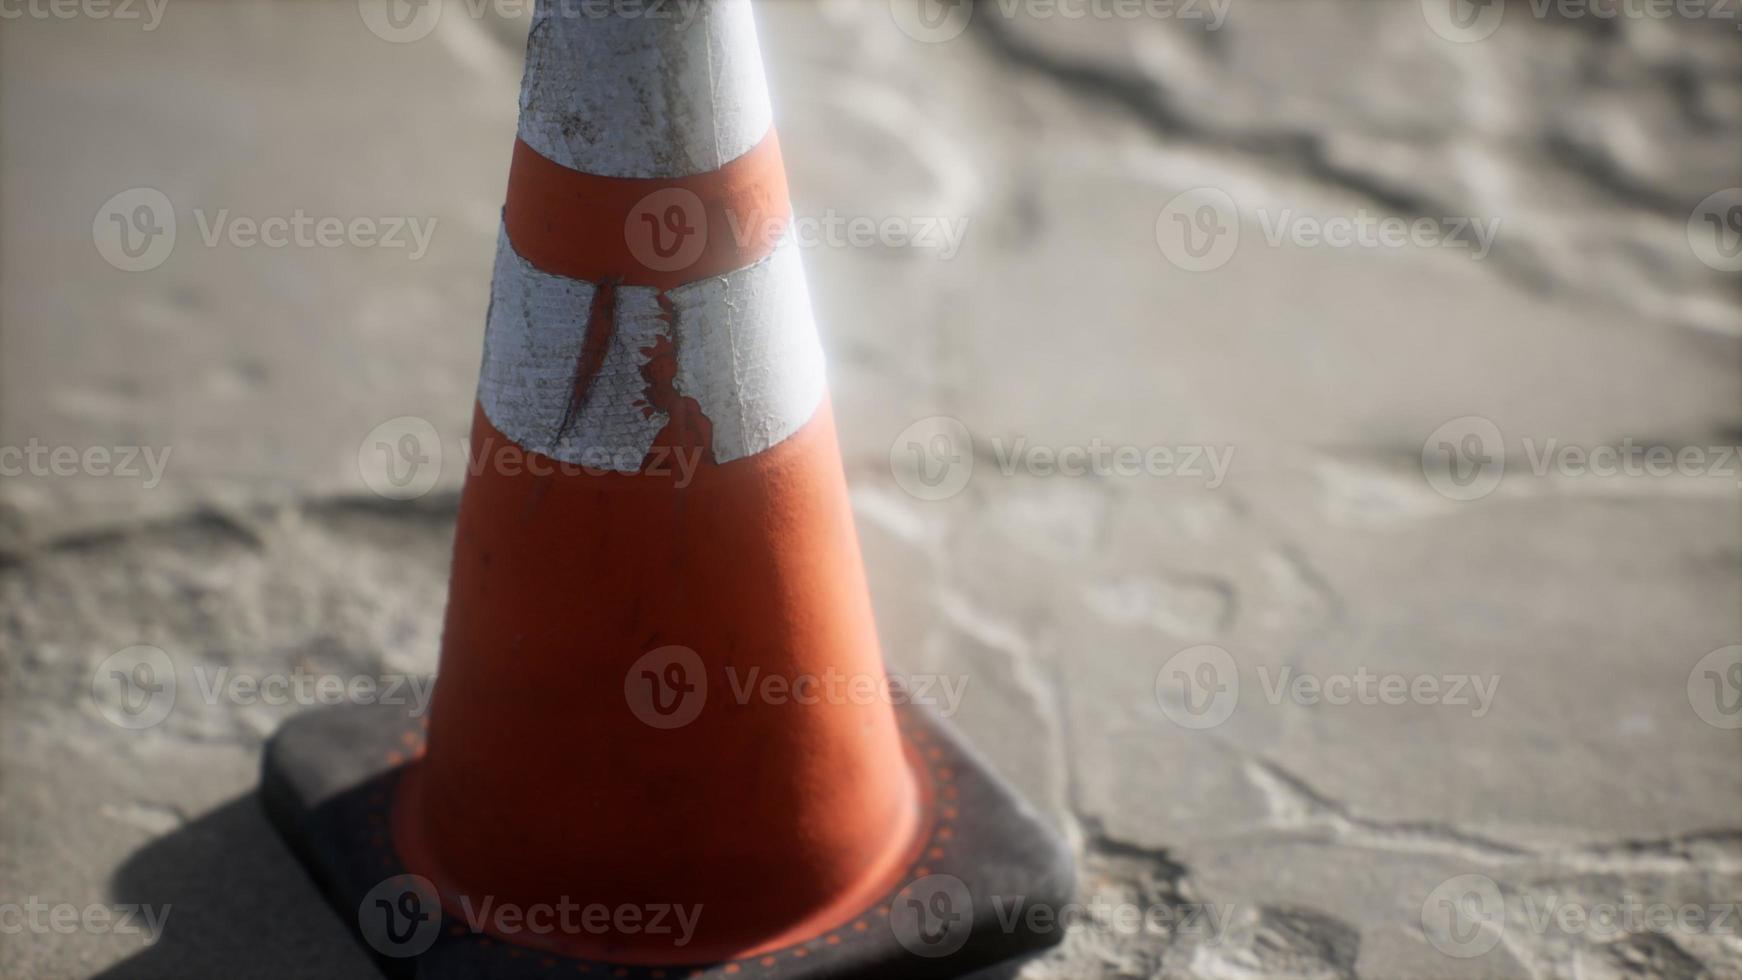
[260,696,1074,979]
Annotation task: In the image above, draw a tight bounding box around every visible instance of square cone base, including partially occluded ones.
[260,697,1075,979]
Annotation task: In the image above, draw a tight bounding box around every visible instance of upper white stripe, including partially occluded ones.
[517,0,773,179]
[477,226,826,469]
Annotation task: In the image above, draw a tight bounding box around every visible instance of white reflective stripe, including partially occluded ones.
[477,226,825,469]
[668,236,826,462]
[477,227,664,468]
[517,0,773,180]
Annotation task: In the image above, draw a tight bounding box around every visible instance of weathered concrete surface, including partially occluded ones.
[3,1,1739,978]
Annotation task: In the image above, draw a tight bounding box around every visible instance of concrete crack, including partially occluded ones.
[1243,756,1742,875]
[967,1,1457,223]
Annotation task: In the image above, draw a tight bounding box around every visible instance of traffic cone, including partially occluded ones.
[261,2,1071,977]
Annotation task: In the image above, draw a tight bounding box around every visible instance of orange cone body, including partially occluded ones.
[391,0,926,964]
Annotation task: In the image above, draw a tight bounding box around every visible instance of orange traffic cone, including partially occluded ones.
[262,2,1070,977]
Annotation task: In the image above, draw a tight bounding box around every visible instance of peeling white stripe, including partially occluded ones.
[517,0,773,179]
[668,240,826,462]
[477,227,665,467]
[477,226,825,469]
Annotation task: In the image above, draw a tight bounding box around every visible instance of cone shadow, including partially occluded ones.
[94,794,376,980]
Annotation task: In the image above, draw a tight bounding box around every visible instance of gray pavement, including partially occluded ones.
[2,1,1739,978]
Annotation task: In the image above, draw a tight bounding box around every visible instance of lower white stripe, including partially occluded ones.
[477,227,826,469]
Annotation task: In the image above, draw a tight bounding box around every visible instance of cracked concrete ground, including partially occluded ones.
[2,1,1740,977]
